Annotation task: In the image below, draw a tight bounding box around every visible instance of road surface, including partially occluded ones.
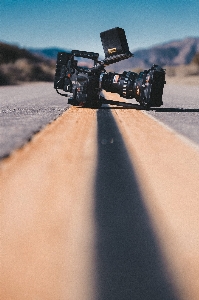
[1,81,199,300]
[0,83,69,159]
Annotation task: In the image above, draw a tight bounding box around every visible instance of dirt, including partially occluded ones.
[111,106,199,300]
[0,107,97,300]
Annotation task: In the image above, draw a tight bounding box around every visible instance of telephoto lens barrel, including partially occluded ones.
[101,71,137,99]
[101,65,166,108]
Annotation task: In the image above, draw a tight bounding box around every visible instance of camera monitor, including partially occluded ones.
[100,27,130,58]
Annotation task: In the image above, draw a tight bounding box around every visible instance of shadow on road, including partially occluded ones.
[94,109,178,300]
[101,99,143,109]
[101,99,199,112]
[150,107,199,112]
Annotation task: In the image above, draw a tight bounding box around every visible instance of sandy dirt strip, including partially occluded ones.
[1,98,199,299]
[104,92,199,300]
[0,108,97,300]
[113,108,199,300]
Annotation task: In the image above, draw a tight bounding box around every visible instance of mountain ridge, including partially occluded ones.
[29,36,199,70]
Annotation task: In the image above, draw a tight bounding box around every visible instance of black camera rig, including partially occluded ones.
[54,27,166,108]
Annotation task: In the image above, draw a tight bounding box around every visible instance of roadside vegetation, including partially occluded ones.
[165,54,199,77]
[0,42,55,85]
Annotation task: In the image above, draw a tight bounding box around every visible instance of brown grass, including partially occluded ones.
[166,63,199,77]
[0,58,55,85]
[0,42,56,85]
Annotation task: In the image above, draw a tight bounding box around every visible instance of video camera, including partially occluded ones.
[54,27,166,108]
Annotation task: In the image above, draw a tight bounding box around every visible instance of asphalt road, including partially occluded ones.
[0,83,69,158]
[0,106,179,300]
[103,83,199,146]
[146,83,199,146]
[1,81,199,299]
[1,81,199,160]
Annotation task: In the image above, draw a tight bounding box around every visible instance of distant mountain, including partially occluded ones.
[134,37,199,66]
[107,37,199,72]
[29,47,71,60]
[29,37,199,71]
[1,37,199,86]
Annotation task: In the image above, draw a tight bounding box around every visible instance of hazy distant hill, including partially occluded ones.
[134,37,199,66]
[29,47,71,60]
[107,37,199,72]
[29,36,199,71]
[1,36,199,86]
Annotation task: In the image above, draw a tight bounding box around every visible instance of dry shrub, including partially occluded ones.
[166,64,199,77]
[0,59,55,85]
[192,52,199,65]
[0,42,56,85]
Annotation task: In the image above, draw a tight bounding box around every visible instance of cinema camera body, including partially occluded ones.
[54,27,166,108]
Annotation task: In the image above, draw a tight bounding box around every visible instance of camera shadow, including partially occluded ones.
[94,109,178,300]
[101,99,143,109]
[149,107,199,112]
[100,98,199,112]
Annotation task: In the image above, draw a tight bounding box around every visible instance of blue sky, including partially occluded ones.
[0,0,199,55]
